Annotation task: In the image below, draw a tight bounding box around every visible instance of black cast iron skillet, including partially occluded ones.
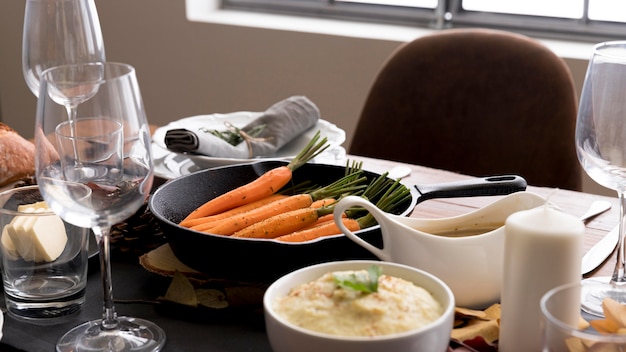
[149,160,526,282]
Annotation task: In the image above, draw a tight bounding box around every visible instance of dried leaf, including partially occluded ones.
[451,318,499,344]
[196,288,229,309]
[455,306,488,321]
[452,303,501,346]
[484,303,501,320]
[453,336,498,352]
[453,318,466,328]
[159,271,198,307]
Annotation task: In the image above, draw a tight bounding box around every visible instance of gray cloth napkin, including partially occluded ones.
[164,96,320,158]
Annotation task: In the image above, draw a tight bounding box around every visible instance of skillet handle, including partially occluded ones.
[414,175,527,205]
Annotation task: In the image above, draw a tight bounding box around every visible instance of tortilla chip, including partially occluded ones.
[590,319,620,334]
[565,337,587,352]
[586,342,626,352]
[603,298,626,328]
[579,315,591,330]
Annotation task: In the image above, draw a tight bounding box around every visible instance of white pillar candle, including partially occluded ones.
[499,204,584,352]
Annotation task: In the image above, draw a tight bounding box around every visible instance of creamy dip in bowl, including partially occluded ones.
[275,270,442,337]
[263,260,455,352]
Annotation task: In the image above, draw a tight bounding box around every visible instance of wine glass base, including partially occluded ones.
[56,316,166,352]
[581,276,626,317]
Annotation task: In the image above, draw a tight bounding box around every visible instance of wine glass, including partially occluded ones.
[22,0,105,97]
[35,62,166,351]
[576,40,626,316]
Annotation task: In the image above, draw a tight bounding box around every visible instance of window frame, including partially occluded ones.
[220,0,626,43]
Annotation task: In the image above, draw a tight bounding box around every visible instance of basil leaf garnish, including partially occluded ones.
[333,265,381,293]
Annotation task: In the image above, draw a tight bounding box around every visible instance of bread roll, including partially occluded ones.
[0,123,35,186]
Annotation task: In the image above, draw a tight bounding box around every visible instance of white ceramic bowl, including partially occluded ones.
[263,260,455,352]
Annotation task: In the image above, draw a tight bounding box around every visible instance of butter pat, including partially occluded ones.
[9,214,38,261]
[1,225,19,260]
[17,201,49,212]
[28,215,67,262]
[1,201,68,262]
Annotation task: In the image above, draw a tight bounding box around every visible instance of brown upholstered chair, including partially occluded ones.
[349,28,582,191]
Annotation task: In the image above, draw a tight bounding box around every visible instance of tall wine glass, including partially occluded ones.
[22,0,105,97]
[576,41,626,316]
[35,62,166,351]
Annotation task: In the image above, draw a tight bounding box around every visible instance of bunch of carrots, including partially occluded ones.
[179,131,412,242]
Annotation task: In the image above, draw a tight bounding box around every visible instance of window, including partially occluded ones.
[221,0,626,42]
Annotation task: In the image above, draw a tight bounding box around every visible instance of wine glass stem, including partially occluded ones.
[65,104,82,165]
[612,191,626,284]
[94,226,119,329]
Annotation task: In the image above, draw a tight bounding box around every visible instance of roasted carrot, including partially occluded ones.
[307,213,335,225]
[189,219,221,232]
[189,167,368,234]
[183,166,292,221]
[180,217,216,228]
[196,194,314,235]
[275,218,360,242]
[179,194,288,228]
[182,132,329,221]
[231,207,335,239]
[299,212,345,230]
[310,198,336,208]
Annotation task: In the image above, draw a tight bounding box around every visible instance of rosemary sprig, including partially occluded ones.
[204,124,267,146]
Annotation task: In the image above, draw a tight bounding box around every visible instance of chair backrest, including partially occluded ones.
[349,28,582,191]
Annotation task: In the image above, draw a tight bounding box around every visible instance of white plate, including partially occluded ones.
[152,141,348,180]
[153,143,207,179]
[152,112,347,179]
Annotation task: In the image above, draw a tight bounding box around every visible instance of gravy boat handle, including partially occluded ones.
[414,175,527,204]
[334,195,393,261]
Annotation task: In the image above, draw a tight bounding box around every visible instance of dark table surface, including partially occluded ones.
[0,157,620,352]
[0,252,272,352]
[0,176,273,352]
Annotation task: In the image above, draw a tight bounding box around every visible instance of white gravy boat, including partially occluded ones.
[333,191,546,309]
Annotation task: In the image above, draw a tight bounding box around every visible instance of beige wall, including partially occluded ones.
[0,0,399,141]
[0,0,611,196]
